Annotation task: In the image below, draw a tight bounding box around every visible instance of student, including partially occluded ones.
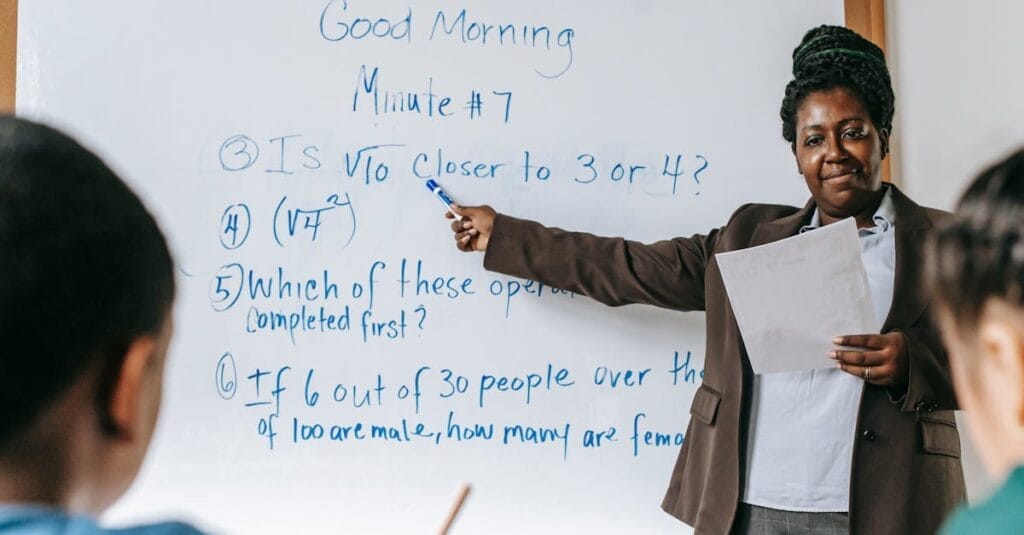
[0,116,203,534]
[929,149,1024,534]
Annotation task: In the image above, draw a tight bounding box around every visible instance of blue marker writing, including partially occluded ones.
[425,179,462,221]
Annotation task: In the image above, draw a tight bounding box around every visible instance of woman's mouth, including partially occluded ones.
[822,168,860,181]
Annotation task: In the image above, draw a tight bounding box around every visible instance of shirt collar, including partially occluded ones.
[800,185,896,234]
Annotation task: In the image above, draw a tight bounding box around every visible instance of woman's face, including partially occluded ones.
[939,302,1024,479]
[793,87,889,221]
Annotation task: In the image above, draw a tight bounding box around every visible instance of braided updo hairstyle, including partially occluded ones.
[780,25,894,150]
[928,149,1024,333]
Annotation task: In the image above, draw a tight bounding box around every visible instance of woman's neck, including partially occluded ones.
[819,188,886,229]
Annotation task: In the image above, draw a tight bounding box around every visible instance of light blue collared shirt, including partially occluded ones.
[741,186,897,512]
[801,187,897,327]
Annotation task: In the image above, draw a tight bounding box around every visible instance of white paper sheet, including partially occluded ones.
[715,218,876,374]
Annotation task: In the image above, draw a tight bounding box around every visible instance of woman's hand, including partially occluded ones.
[830,332,909,387]
[446,205,496,252]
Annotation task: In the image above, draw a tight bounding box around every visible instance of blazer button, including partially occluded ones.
[862,429,876,441]
[928,402,938,413]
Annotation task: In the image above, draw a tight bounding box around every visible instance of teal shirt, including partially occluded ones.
[0,506,205,535]
[941,466,1024,534]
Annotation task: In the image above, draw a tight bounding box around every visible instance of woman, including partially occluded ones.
[447,26,964,534]
[929,150,1024,534]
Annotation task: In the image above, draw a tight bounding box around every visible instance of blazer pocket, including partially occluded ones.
[690,385,722,426]
[920,416,961,458]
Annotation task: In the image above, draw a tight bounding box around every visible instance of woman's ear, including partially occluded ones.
[104,336,158,442]
[879,128,891,159]
[976,309,1024,426]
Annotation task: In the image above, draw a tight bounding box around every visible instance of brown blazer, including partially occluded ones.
[483,185,965,534]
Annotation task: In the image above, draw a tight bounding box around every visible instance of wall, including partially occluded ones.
[887,0,1024,502]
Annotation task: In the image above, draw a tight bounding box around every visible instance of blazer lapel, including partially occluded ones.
[881,185,934,332]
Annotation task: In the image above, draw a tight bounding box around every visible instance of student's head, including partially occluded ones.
[780,25,894,221]
[0,116,175,513]
[928,148,1024,479]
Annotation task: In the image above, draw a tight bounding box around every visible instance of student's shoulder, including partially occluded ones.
[940,503,1024,535]
[939,469,1024,535]
[107,521,207,535]
[0,508,203,535]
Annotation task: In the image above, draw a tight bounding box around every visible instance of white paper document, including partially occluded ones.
[715,218,876,374]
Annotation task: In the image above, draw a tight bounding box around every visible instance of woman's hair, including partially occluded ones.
[780,25,895,147]
[928,148,1024,331]
[0,116,175,442]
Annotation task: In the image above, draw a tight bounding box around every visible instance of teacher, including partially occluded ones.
[447,25,964,534]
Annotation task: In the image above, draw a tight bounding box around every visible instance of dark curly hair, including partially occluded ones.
[0,116,175,442]
[928,148,1024,332]
[780,25,894,149]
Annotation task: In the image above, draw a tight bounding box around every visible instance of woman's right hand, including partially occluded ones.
[446,205,496,252]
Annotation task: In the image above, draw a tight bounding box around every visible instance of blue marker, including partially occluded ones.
[425,179,462,221]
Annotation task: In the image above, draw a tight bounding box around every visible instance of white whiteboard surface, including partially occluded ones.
[17,2,841,533]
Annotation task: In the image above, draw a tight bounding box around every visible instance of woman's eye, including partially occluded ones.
[804,136,822,147]
[843,128,866,139]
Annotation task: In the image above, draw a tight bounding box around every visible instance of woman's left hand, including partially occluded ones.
[830,332,909,386]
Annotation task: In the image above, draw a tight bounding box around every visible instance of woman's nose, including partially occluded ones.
[824,136,849,163]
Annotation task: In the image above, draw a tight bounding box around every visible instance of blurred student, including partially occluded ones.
[0,116,204,534]
[929,148,1024,534]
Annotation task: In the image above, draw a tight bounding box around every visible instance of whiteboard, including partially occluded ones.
[17,1,842,533]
